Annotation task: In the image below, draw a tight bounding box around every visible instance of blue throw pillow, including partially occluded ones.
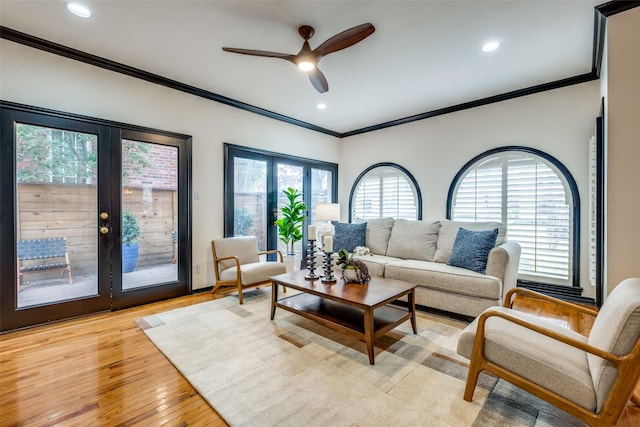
[333,222,367,253]
[447,227,498,274]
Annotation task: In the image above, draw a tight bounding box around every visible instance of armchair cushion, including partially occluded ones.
[586,277,640,410]
[213,236,260,271]
[219,261,287,286]
[457,306,596,410]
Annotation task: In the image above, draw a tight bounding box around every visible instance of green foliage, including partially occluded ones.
[122,209,141,245]
[15,124,150,185]
[274,187,306,254]
[234,207,254,236]
[122,139,151,179]
[337,249,353,269]
[16,124,98,183]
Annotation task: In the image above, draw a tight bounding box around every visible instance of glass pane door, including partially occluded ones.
[310,168,333,224]
[111,129,190,310]
[276,163,304,256]
[1,107,191,331]
[223,144,337,271]
[121,139,178,290]
[15,124,100,308]
[1,110,112,331]
[233,156,268,250]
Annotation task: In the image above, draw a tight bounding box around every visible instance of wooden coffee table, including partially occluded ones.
[270,270,417,365]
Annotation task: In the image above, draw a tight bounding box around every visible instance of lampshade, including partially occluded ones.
[315,203,340,221]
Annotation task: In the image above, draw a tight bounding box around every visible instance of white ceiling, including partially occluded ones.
[0,0,603,134]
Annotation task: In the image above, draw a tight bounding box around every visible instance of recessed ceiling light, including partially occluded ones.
[317,103,327,110]
[66,2,92,18]
[482,41,500,53]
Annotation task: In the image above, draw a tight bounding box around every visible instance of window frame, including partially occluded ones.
[223,143,338,255]
[348,162,422,222]
[446,146,580,287]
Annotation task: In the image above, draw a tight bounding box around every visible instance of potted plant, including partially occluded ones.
[275,188,306,255]
[275,188,306,272]
[122,208,141,273]
[337,248,371,284]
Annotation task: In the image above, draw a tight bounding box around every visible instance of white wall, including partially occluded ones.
[339,81,601,296]
[0,40,339,290]
[604,7,640,293]
[1,38,605,296]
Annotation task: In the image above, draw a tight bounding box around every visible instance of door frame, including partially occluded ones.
[223,143,338,257]
[0,101,192,331]
[111,128,192,310]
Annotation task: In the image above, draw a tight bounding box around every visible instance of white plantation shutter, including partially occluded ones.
[452,152,573,285]
[352,166,418,221]
[588,135,597,287]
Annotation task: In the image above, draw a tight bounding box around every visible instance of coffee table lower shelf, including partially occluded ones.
[275,293,412,363]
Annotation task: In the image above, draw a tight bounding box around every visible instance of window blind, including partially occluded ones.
[452,152,572,284]
[352,167,417,221]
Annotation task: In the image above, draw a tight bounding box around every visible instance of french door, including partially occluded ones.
[224,144,337,258]
[0,104,191,331]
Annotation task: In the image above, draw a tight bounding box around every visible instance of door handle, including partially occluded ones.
[99,226,110,235]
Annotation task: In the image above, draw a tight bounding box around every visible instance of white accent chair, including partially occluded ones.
[211,236,286,304]
[457,278,640,427]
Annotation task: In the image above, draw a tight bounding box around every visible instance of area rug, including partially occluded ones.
[137,289,585,427]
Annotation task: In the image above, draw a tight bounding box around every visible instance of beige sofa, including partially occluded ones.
[349,218,521,317]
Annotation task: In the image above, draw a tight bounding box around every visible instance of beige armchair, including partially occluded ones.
[457,278,640,427]
[211,236,286,304]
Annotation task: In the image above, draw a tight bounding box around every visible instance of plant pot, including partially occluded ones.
[283,254,301,273]
[122,243,139,273]
[341,267,368,284]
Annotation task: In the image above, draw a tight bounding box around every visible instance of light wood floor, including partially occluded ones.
[1,289,638,426]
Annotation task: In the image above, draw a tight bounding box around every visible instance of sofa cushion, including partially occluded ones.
[333,222,367,252]
[457,306,595,411]
[365,217,395,255]
[385,219,440,261]
[352,254,403,278]
[435,220,506,263]
[385,259,502,300]
[447,227,498,274]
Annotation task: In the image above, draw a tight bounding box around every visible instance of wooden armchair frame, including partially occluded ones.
[211,240,284,304]
[464,287,640,427]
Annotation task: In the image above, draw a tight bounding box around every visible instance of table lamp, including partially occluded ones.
[315,203,340,251]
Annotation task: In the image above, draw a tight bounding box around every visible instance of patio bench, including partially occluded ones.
[17,237,73,292]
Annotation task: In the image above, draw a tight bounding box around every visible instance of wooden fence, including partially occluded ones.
[17,183,176,276]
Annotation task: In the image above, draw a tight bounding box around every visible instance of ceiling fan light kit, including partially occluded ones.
[222,23,375,93]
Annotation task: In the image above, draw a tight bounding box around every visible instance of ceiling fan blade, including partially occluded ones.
[222,47,295,61]
[308,68,328,93]
[313,23,375,57]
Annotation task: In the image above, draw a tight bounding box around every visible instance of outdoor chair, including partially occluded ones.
[211,236,286,304]
[457,277,640,427]
[17,237,73,292]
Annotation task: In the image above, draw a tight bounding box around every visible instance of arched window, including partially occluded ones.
[349,163,422,222]
[447,147,579,286]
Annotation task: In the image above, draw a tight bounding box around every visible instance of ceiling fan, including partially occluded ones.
[222,23,375,93]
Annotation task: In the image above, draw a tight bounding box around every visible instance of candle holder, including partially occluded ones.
[321,251,336,283]
[305,239,320,280]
